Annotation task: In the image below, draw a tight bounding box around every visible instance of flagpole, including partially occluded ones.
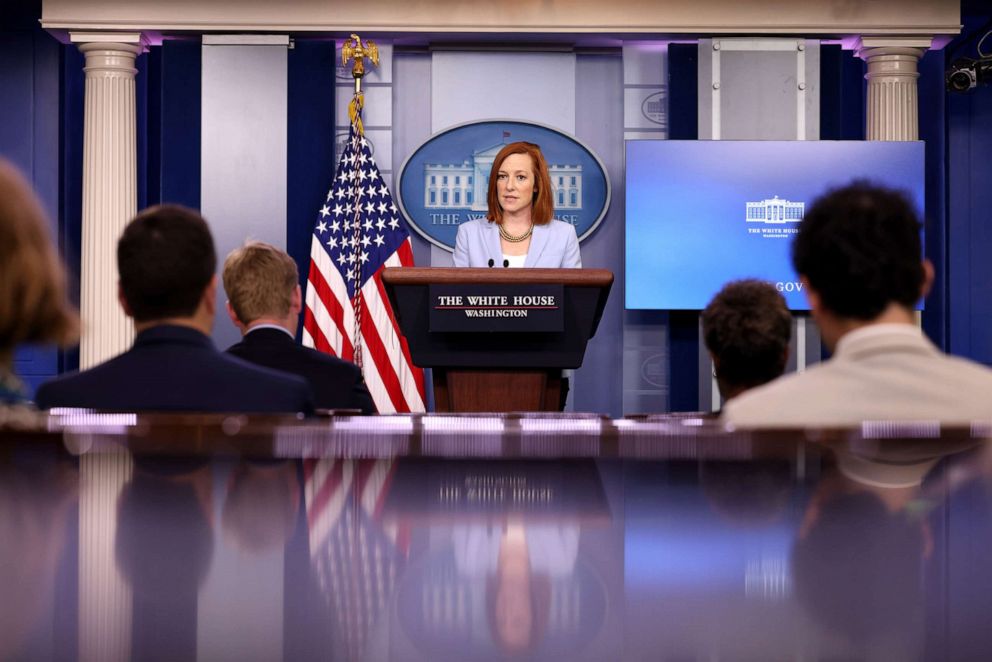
[342,34,379,369]
[303,35,424,412]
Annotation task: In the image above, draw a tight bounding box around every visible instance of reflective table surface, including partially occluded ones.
[2,411,991,661]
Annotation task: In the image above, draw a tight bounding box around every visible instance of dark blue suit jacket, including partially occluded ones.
[35,325,313,413]
[226,327,376,414]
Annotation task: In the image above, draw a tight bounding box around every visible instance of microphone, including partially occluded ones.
[503,259,510,268]
[488,258,495,268]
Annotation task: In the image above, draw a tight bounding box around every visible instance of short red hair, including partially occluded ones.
[486,142,555,226]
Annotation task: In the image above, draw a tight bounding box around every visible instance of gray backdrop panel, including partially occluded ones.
[201,43,288,350]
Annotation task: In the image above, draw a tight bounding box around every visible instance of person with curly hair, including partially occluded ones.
[702,279,791,402]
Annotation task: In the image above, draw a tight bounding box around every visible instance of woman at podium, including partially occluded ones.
[453,142,581,269]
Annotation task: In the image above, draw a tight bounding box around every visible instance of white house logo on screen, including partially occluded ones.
[397,120,611,251]
[745,195,804,239]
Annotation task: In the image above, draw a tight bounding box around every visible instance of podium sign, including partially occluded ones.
[383,267,613,412]
[428,283,564,332]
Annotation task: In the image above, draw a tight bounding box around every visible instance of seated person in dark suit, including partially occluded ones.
[222,241,376,414]
[701,279,791,402]
[35,205,313,413]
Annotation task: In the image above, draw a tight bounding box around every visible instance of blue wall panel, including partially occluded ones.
[666,43,700,411]
[947,13,992,365]
[668,43,698,140]
[948,47,992,364]
[1,23,69,396]
[59,45,85,375]
[0,33,35,169]
[146,46,163,206]
[287,40,337,339]
[819,45,865,142]
[919,49,948,351]
[135,49,149,211]
[35,30,62,220]
[158,40,202,209]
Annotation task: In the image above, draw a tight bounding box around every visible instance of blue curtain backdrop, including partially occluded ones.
[947,11,992,366]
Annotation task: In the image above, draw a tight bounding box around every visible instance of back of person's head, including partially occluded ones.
[118,205,216,323]
[222,241,298,325]
[115,469,214,600]
[700,459,793,525]
[221,460,301,553]
[0,159,77,357]
[792,181,924,320]
[702,279,791,398]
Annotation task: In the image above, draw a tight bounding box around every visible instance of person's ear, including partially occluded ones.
[920,259,935,299]
[202,274,217,316]
[117,282,134,318]
[290,284,303,315]
[226,300,244,331]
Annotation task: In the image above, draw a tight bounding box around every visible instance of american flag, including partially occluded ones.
[302,108,426,413]
[304,458,407,660]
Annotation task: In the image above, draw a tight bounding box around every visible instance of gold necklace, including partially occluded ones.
[498,224,533,243]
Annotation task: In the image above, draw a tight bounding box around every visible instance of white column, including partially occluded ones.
[856,37,931,141]
[70,33,146,368]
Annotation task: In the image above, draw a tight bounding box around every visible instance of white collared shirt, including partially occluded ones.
[245,323,294,339]
[834,323,922,357]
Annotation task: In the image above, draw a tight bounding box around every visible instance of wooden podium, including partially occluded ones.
[382,267,613,412]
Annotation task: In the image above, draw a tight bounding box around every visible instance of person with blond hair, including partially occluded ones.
[223,241,375,413]
[0,159,77,404]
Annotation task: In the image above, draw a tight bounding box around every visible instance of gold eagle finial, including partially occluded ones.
[342,34,380,134]
[342,34,379,86]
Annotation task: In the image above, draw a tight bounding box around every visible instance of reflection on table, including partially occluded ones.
[1,413,991,660]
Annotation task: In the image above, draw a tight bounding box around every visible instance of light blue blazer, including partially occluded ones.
[452,219,582,268]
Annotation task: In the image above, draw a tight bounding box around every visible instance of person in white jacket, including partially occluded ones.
[723,180,992,427]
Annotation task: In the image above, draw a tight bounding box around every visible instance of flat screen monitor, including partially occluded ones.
[624,140,926,310]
